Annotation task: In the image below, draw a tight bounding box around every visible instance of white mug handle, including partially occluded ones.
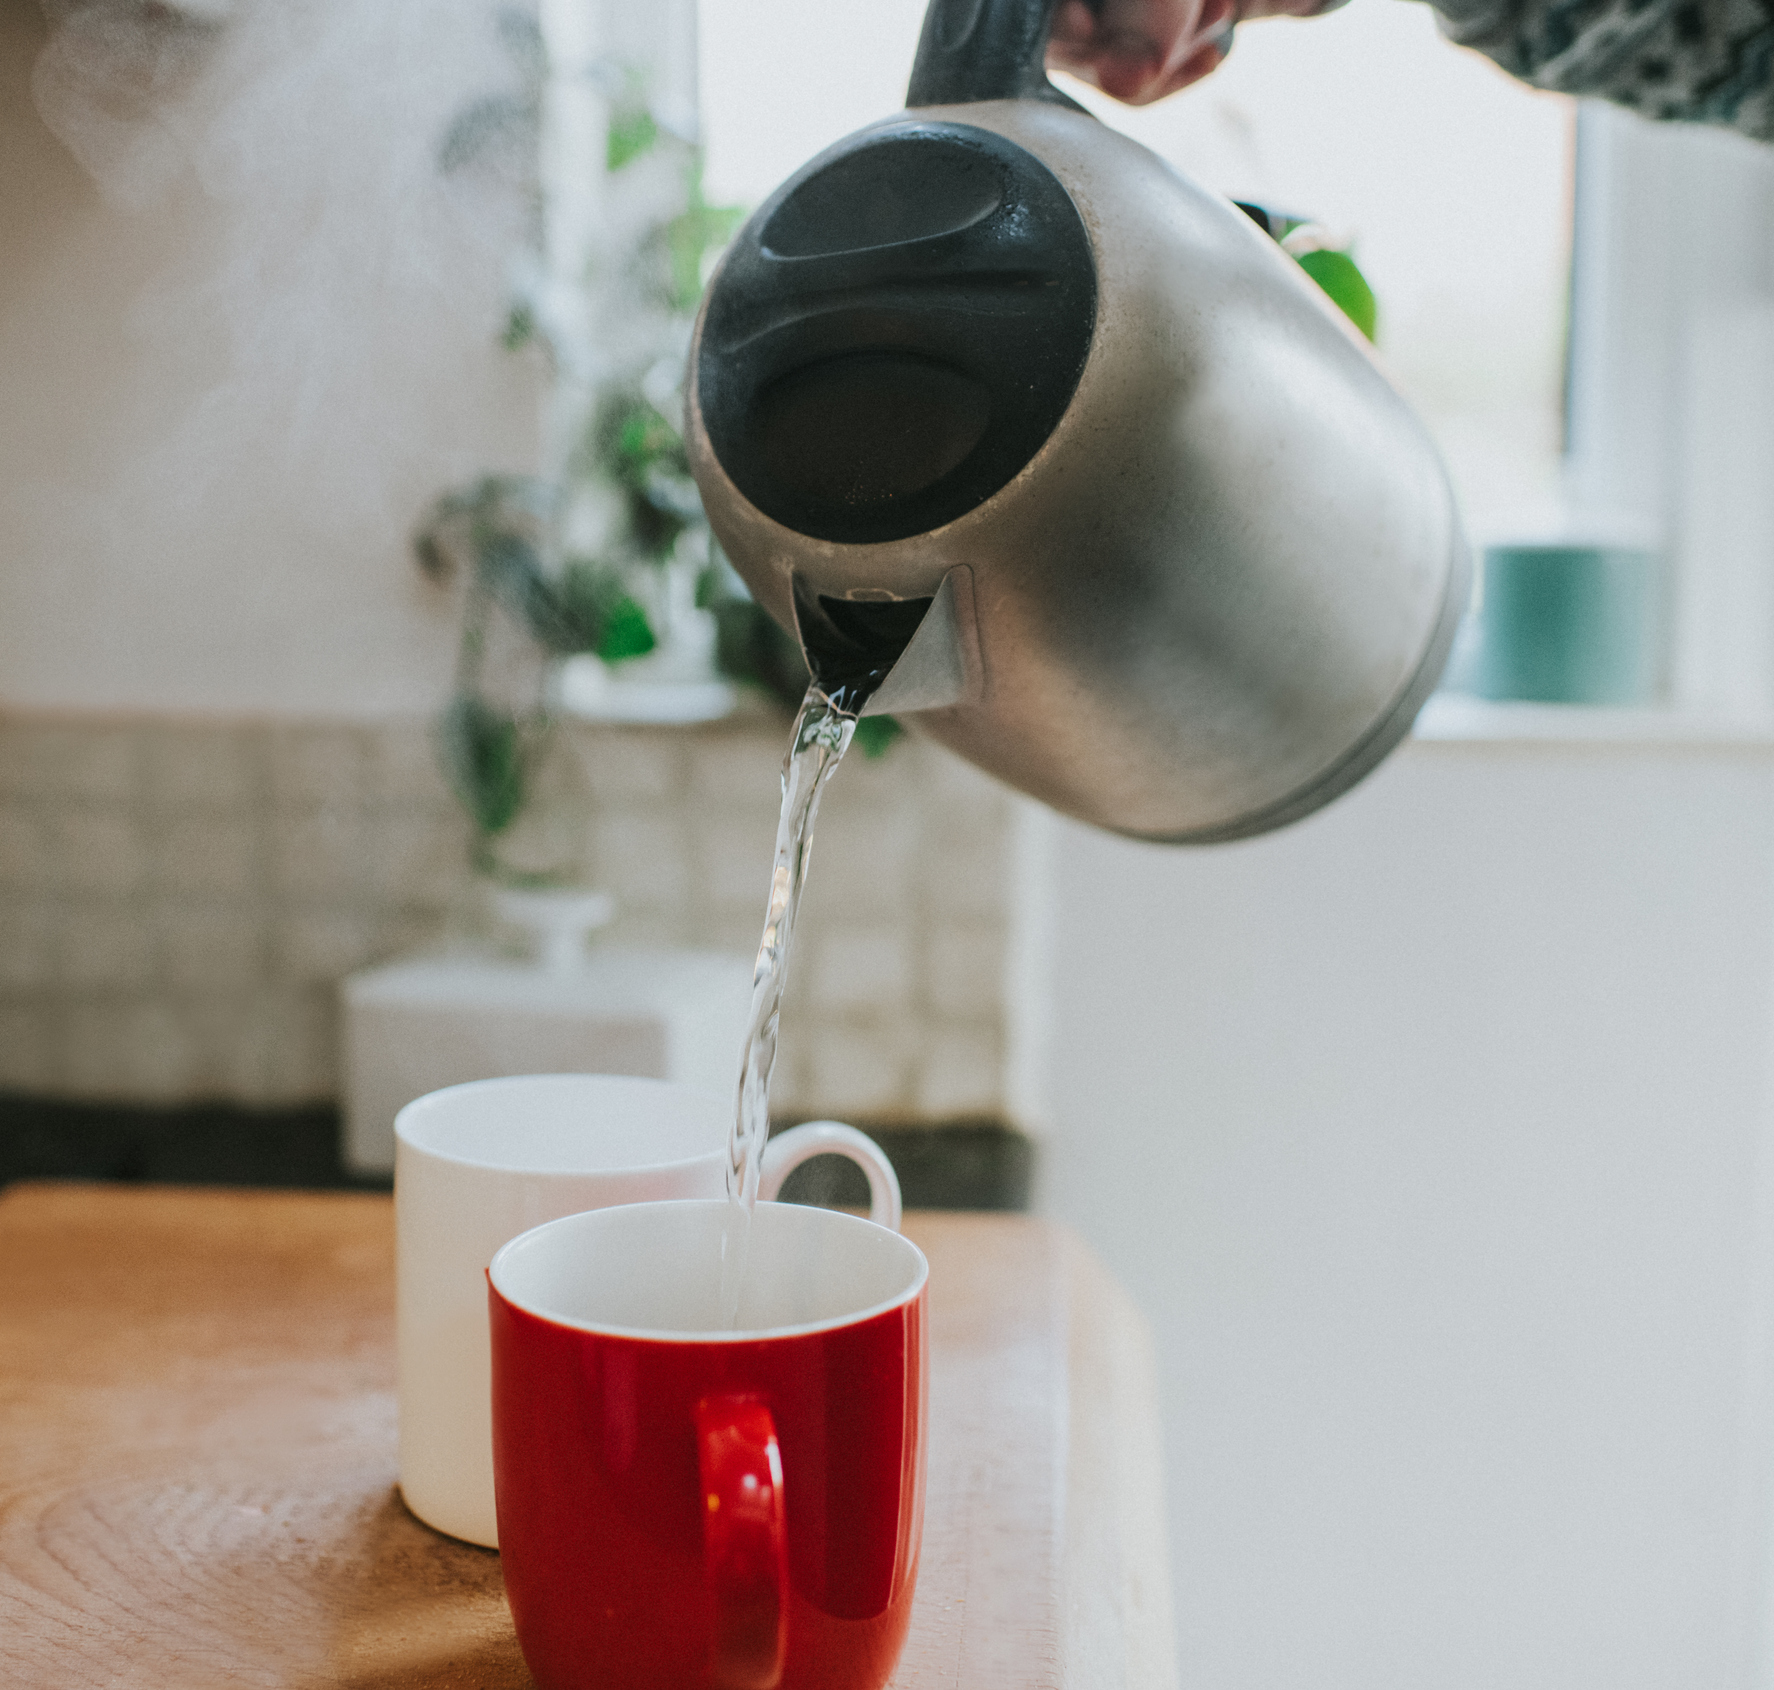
[758,1121,902,1231]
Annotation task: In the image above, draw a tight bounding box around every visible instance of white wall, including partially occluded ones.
[697,0,926,206]
[1024,729,1774,1689]
[0,0,948,721]
[1565,105,1774,716]
[0,0,539,717]
[0,0,936,724]
[0,0,1576,721]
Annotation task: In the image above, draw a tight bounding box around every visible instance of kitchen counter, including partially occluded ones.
[0,1183,1175,1688]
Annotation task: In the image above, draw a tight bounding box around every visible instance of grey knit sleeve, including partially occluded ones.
[1428,0,1774,139]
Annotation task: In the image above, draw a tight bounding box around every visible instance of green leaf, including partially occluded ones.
[542,562,608,654]
[642,465,704,521]
[597,595,657,663]
[440,695,526,836]
[471,527,600,655]
[413,531,448,581]
[1295,248,1378,343]
[665,162,748,312]
[610,402,684,484]
[608,108,659,171]
[495,7,546,85]
[501,302,536,351]
[438,92,539,174]
[626,493,689,562]
[413,475,554,594]
[581,392,701,561]
[852,715,904,759]
[475,528,543,606]
[712,597,810,712]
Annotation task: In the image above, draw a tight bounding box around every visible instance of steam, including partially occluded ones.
[31,0,234,211]
[14,0,713,711]
[25,0,540,543]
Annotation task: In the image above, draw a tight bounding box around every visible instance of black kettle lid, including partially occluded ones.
[694,0,1100,547]
[695,119,1096,547]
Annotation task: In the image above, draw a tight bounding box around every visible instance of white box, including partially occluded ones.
[342,947,752,1172]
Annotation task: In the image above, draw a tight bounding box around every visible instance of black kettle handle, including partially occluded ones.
[906,0,1085,109]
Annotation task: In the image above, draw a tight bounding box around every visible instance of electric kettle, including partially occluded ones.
[686,0,1469,842]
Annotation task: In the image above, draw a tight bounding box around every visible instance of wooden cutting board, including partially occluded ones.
[0,1183,1175,1689]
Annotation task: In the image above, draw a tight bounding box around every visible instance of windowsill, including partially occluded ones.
[1412,692,1774,747]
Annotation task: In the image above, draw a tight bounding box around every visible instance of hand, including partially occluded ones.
[1046,0,1331,105]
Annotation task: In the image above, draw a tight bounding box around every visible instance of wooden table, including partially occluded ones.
[0,1185,1176,1689]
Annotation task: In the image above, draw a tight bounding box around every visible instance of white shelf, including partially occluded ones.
[1411,692,1774,748]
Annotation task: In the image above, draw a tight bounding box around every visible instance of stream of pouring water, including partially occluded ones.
[720,683,857,1327]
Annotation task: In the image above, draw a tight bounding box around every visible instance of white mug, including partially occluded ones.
[395,1072,901,1547]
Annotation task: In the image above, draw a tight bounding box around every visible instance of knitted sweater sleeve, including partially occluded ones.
[1428,0,1774,138]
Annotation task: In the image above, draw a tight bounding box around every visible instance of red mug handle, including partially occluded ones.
[696,1396,789,1690]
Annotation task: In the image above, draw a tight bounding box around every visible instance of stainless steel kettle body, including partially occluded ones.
[686,0,1468,842]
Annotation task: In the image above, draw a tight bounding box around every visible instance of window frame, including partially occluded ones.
[1564,100,1774,717]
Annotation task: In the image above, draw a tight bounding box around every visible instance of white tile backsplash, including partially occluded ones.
[687,736,790,813]
[571,729,688,803]
[142,726,258,812]
[916,1027,1003,1116]
[0,1004,56,1092]
[923,817,1013,919]
[800,1019,915,1116]
[365,722,454,807]
[269,807,364,899]
[57,905,157,990]
[158,904,268,987]
[363,808,466,903]
[0,902,57,991]
[925,918,1007,1019]
[0,712,1013,1117]
[61,1000,179,1102]
[269,724,369,815]
[811,925,913,1015]
[28,727,140,803]
[0,805,49,890]
[593,812,695,909]
[811,808,920,917]
[51,811,150,897]
[692,813,780,910]
[156,814,261,898]
[260,986,340,1104]
[274,908,383,984]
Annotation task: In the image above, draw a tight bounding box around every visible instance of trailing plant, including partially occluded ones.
[1285,233,1378,342]
[1235,200,1379,342]
[418,13,904,880]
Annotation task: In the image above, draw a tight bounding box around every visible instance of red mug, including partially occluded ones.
[488,1198,929,1690]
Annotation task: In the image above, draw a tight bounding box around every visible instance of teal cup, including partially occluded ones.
[1466,544,1661,705]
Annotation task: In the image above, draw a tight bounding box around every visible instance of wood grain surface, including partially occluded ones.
[0,1184,1175,1689]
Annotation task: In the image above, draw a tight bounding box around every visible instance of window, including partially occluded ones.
[1062,0,1576,538]
[703,0,1774,717]
[703,0,1575,538]
[1566,103,1774,715]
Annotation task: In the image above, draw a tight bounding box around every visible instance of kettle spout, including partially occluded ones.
[864,567,980,717]
[791,567,981,719]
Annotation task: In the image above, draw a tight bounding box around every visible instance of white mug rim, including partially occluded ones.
[488,1198,929,1346]
[396,1073,727,1179]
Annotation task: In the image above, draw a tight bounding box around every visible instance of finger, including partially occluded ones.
[1135,35,1233,101]
[1046,0,1202,98]
[1241,0,1336,16]
[1130,0,1240,101]
[1047,0,1103,54]
[1047,0,1240,103]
